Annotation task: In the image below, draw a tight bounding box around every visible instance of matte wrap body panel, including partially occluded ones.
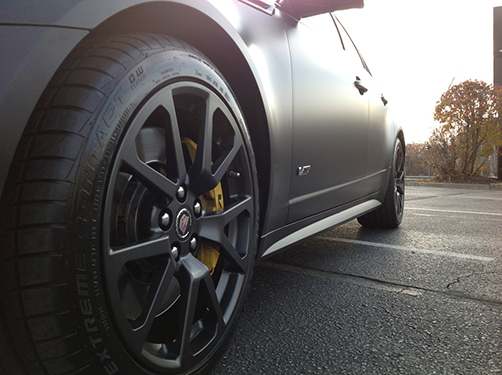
[286,14,370,222]
[0,0,401,258]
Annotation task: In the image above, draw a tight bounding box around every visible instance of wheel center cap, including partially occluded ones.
[175,208,192,240]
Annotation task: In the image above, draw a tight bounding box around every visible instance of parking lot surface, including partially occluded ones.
[212,185,502,374]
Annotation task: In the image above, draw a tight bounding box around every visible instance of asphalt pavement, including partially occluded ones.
[211,185,502,375]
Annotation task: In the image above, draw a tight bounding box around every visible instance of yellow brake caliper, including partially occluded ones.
[182,138,223,274]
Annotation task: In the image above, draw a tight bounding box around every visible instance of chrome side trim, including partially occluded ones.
[262,199,380,257]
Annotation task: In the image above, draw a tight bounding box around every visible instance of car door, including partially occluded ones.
[286,13,372,223]
[335,15,392,193]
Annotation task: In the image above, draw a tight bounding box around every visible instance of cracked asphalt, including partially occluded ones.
[211,185,502,374]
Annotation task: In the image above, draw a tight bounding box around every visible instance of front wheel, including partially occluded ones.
[357,138,405,228]
[0,34,258,375]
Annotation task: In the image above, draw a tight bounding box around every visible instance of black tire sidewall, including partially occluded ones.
[68,44,255,375]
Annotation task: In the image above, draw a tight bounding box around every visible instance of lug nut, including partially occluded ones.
[171,245,179,259]
[177,186,186,201]
[160,212,170,229]
[194,201,202,217]
[190,237,197,251]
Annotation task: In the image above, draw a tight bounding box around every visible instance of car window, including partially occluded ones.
[300,13,345,51]
[331,14,371,75]
[240,0,275,13]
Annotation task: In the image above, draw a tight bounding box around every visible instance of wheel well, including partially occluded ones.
[85,2,271,231]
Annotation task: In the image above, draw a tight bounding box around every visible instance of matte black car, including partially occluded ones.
[0,0,405,374]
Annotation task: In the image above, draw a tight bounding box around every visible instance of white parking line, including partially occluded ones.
[317,236,494,262]
[407,207,502,217]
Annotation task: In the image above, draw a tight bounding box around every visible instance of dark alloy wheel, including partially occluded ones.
[103,80,256,373]
[357,138,405,228]
[393,139,405,221]
[0,34,258,375]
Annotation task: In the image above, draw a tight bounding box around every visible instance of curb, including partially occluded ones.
[405,180,502,191]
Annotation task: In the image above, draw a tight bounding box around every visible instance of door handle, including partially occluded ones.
[381,95,388,106]
[354,78,368,95]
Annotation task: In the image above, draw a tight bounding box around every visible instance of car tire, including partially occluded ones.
[0,34,258,375]
[357,138,405,228]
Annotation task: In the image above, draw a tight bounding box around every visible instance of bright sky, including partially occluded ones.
[337,0,502,143]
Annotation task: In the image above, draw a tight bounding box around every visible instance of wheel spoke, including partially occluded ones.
[177,255,224,364]
[107,236,171,278]
[188,96,215,194]
[134,258,176,327]
[398,194,404,213]
[198,196,252,272]
[105,235,177,354]
[395,150,403,173]
[178,256,207,346]
[160,88,187,183]
[396,171,405,194]
[210,139,243,190]
[393,143,405,216]
[115,87,187,199]
[188,96,242,196]
[129,258,177,351]
[121,151,179,199]
[395,190,404,215]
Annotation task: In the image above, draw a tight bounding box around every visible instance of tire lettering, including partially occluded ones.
[77,278,119,372]
[128,66,144,84]
[80,299,93,315]
[104,103,117,127]
[99,306,110,332]
[75,253,86,272]
[85,318,98,333]
[73,73,129,374]
[97,130,107,147]
[76,274,89,296]
[130,67,146,90]
[97,348,111,362]
[91,220,97,241]
[76,216,89,239]
[89,335,102,348]
[92,270,100,296]
[105,362,119,375]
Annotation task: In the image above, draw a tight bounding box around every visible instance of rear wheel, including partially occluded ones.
[0,34,258,375]
[357,138,404,228]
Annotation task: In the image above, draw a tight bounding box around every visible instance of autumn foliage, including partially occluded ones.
[405,143,430,176]
[428,80,502,178]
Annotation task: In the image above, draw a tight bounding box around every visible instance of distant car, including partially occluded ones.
[0,0,405,374]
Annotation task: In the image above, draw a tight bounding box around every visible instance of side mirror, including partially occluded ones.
[281,0,364,19]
